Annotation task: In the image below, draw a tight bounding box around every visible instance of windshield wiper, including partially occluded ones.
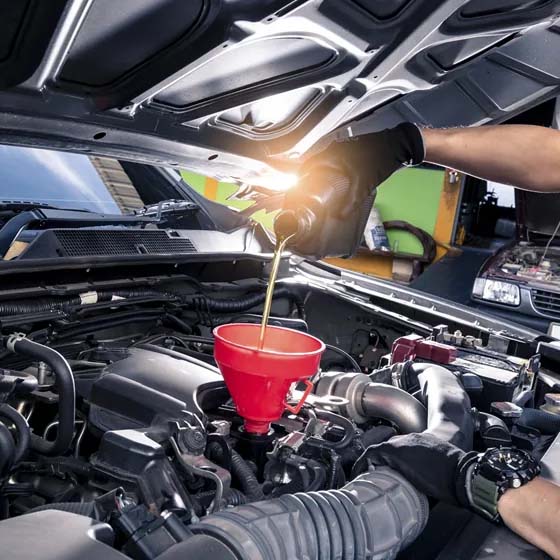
[133,199,200,222]
[0,201,100,216]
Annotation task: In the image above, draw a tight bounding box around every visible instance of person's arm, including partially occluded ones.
[499,476,560,559]
[423,125,560,193]
[355,434,555,558]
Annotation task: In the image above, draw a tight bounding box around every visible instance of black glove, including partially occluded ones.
[275,123,425,259]
[301,122,425,191]
[352,433,478,507]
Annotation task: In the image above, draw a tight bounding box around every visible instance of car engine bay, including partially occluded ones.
[0,267,558,560]
[496,243,560,285]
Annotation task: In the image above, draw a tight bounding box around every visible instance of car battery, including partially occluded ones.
[391,335,524,412]
[450,351,522,412]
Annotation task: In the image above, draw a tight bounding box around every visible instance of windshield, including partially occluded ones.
[0,144,174,214]
[0,144,257,262]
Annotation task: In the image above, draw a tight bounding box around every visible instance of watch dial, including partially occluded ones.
[487,448,529,471]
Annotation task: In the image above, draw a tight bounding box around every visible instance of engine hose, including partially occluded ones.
[184,287,304,317]
[517,408,560,435]
[197,488,247,508]
[0,404,30,464]
[230,450,265,502]
[411,363,473,451]
[163,314,193,334]
[5,336,75,456]
[0,423,15,478]
[315,363,473,451]
[303,408,356,451]
[315,372,427,433]
[190,467,428,560]
[224,488,247,507]
[362,383,427,434]
[0,289,169,316]
[34,457,92,478]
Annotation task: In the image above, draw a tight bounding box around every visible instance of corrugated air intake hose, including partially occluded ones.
[187,467,428,560]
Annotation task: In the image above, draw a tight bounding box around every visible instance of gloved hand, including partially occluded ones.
[352,432,478,507]
[275,123,425,259]
[300,122,425,191]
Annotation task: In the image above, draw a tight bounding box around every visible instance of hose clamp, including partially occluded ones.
[319,372,370,424]
[6,332,26,353]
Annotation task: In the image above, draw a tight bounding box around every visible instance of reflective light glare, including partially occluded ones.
[475,279,520,306]
[256,172,299,191]
[250,90,314,129]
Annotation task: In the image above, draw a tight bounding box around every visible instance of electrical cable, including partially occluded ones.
[324,344,361,372]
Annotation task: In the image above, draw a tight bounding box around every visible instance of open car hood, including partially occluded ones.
[2,1,560,187]
[517,191,560,236]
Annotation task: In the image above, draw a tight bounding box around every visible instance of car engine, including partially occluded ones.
[0,276,557,560]
[497,243,560,284]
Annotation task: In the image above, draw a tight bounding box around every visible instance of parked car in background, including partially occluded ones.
[472,191,560,333]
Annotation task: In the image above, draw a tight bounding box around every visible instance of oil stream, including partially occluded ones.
[258,234,293,349]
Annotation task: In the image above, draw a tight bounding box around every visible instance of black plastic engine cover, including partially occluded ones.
[89,347,227,431]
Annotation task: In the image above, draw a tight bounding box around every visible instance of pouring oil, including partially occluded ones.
[258,234,293,349]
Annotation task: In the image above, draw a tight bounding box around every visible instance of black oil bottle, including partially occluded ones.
[274,163,376,260]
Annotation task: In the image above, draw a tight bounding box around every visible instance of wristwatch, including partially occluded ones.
[468,447,540,523]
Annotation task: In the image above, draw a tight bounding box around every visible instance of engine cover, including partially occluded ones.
[89,347,227,431]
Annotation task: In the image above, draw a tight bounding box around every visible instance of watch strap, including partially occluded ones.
[470,472,501,522]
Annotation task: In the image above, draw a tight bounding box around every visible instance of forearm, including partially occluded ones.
[498,477,560,559]
[422,125,560,193]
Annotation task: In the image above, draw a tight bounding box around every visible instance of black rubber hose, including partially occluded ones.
[225,488,247,507]
[0,404,30,464]
[35,457,92,478]
[230,450,265,502]
[6,337,75,456]
[163,313,193,334]
[0,296,80,315]
[0,289,168,316]
[197,488,247,508]
[305,409,356,451]
[324,344,361,372]
[517,408,560,435]
[184,287,303,316]
[412,363,473,451]
[0,423,15,478]
[191,468,428,560]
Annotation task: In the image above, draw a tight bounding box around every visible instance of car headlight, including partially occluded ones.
[473,278,520,306]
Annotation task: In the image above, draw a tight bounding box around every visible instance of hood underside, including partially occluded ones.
[517,190,560,236]
[2,1,560,185]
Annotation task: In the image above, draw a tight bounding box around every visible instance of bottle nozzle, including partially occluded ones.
[274,210,300,241]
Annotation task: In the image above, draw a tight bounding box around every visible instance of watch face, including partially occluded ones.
[486,448,530,472]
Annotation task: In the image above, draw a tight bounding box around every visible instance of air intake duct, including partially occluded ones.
[186,467,428,560]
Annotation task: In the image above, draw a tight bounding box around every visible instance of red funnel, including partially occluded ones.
[213,324,325,434]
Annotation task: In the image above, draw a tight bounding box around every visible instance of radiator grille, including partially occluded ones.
[531,288,560,318]
[53,229,196,257]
